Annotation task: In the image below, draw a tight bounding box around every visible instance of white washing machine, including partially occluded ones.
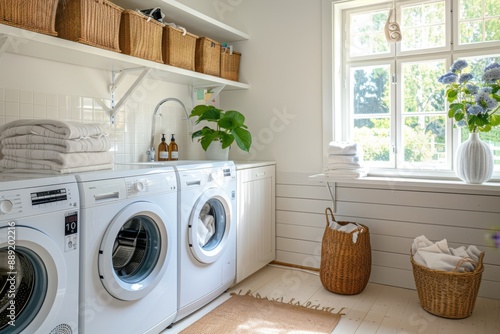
[76,166,178,334]
[174,161,237,322]
[0,173,80,334]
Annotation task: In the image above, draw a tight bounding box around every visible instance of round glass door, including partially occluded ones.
[0,226,65,334]
[0,248,47,334]
[98,202,171,301]
[188,189,232,264]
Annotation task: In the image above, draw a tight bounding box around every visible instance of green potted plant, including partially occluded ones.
[189,105,252,160]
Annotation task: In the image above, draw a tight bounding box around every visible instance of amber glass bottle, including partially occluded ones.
[158,134,168,161]
[168,134,179,161]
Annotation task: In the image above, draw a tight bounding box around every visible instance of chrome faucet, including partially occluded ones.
[150,97,193,151]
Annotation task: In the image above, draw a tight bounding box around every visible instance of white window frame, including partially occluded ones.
[395,0,452,57]
[452,0,500,51]
[322,0,500,181]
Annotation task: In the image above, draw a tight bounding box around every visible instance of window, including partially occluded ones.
[332,0,500,177]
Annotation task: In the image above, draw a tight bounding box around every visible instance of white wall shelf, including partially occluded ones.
[0,24,249,91]
[112,0,250,42]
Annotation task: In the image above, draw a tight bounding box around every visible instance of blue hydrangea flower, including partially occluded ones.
[485,97,498,110]
[467,105,484,115]
[475,90,489,104]
[482,68,500,83]
[466,84,479,94]
[484,62,500,72]
[438,72,458,84]
[459,73,473,83]
[450,59,468,72]
[480,87,493,94]
[438,60,500,133]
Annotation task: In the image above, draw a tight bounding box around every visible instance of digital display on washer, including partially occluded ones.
[30,188,68,205]
[223,168,231,177]
[65,212,78,236]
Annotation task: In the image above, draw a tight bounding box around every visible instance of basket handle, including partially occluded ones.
[324,207,335,227]
[452,257,476,272]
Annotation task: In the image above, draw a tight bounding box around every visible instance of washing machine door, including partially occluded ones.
[188,188,232,264]
[0,225,70,334]
[98,201,172,301]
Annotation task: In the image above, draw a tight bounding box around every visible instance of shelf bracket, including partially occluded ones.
[326,181,337,213]
[0,35,11,58]
[192,84,226,105]
[97,67,150,124]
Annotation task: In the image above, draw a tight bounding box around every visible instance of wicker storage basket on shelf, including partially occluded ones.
[0,0,59,36]
[163,25,198,71]
[320,207,371,295]
[220,47,241,81]
[120,9,163,63]
[410,250,484,319]
[55,0,123,52]
[195,37,221,77]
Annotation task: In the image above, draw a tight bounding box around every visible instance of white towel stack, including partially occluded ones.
[324,142,367,179]
[0,119,113,174]
[411,235,482,272]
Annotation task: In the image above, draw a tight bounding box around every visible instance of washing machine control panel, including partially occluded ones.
[0,182,79,218]
[125,173,177,198]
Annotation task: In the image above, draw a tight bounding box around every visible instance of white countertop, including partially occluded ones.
[234,161,276,170]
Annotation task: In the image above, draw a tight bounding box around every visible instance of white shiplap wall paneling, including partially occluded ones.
[276,171,500,300]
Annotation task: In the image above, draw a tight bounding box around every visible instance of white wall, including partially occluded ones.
[179,0,325,170]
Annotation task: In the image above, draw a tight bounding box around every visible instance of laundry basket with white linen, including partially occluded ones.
[320,208,371,295]
[410,235,485,319]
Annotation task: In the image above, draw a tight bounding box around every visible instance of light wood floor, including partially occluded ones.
[163,265,500,334]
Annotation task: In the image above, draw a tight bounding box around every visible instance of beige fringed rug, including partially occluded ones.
[180,291,344,334]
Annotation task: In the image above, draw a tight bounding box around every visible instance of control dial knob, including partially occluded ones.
[133,181,145,192]
[0,200,13,214]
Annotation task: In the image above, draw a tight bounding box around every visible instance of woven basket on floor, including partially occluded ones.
[320,207,371,295]
[163,25,198,70]
[120,9,163,63]
[410,250,484,319]
[0,0,59,36]
[220,47,241,81]
[55,0,122,52]
[195,37,221,77]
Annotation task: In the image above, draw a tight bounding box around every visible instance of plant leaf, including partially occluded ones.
[454,112,464,121]
[220,132,234,149]
[232,127,252,152]
[490,114,500,127]
[446,89,458,102]
[218,110,245,130]
[200,131,220,151]
[197,107,221,123]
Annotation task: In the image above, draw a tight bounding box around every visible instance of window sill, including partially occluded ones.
[309,172,500,196]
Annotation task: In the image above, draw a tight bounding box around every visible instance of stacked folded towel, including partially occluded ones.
[324,142,367,178]
[0,119,113,174]
[411,235,482,272]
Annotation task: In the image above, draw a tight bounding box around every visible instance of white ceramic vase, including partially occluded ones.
[455,132,494,184]
[205,141,229,160]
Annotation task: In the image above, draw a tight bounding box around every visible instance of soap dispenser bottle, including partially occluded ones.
[168,134,179,161]
[158,134,168,161]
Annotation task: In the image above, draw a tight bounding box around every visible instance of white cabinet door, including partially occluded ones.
[236,164,275,283]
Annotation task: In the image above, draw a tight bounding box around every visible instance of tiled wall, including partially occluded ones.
[0,87,200,163]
